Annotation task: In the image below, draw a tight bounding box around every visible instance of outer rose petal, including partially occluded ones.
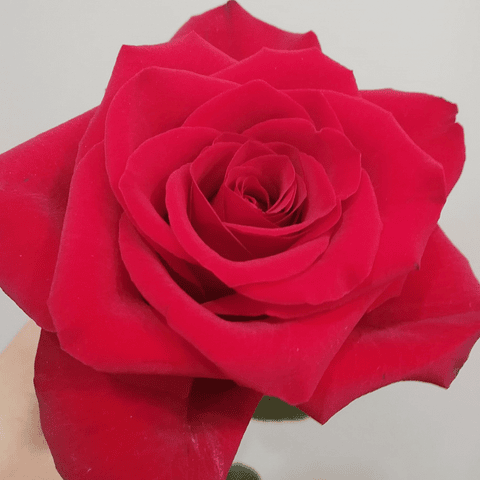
[214,47,358,95]
[0,109,95,330]
[105,67,235,205]
[361,89,465,194]
[172,0,320,60]
[78,32,235,159]
[35,330,262,480]
[300,228,480,423]
[49,142,221,378]
[322,91,446,294]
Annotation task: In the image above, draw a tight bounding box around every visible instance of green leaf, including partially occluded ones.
[252,396,308,422]
[227,463,261,479]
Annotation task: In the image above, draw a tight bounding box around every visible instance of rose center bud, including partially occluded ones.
[236,175,270,211]
[223,153,301,226]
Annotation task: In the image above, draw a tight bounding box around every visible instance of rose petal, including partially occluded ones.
[237,171,382,305]
[48,143,221,377]
[225,210,336,259]
[106,67,235,204]
[191,140,248,201]
[361,89,465,194]
[206,140,277,226]
[300,227,480,422]
[204,293,277,318]
[119,126,220,260]
[187,164,253,261]
[202,285,365,321]
[225,226,331,259]
[295,149,338,217]
[214,47,358,94]
[0,109,95,330]
[315,128,363,200]
[119,216,386,404]
[285,89,344,131]
[35,330,261,480]
[183,79,312,132]
[220,179,276,227]
[172,1,320,60]
[213,132,250,144]
[225,154,295,214]
[78,31,235,159]
[267,176,303,217]
[244,119,362,200]
[323,91,446,291]
[202,291,349,320]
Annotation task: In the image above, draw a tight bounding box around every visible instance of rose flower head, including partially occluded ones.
[1,2,479,479]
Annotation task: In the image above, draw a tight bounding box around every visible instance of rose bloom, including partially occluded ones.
[1,1,479,479]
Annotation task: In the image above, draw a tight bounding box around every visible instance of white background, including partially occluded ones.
[0,1,479,478]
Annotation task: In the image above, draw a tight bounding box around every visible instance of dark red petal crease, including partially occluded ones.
[35,330,262,480]
[172,0,320,60]
[0,109,95,330]
[186,164,253,261]
[300,228,480,423]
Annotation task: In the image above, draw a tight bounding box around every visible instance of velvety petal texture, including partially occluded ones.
[0,109,95,330]
[361,89,465,194]
[48,143,221,378]
[35,331,261,480]
[172,1,321,60]
[300,228,480,422]
[0,2,479,480]
[213,47,358,94]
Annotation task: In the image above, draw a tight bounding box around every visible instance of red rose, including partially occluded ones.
[1,2,479,479]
